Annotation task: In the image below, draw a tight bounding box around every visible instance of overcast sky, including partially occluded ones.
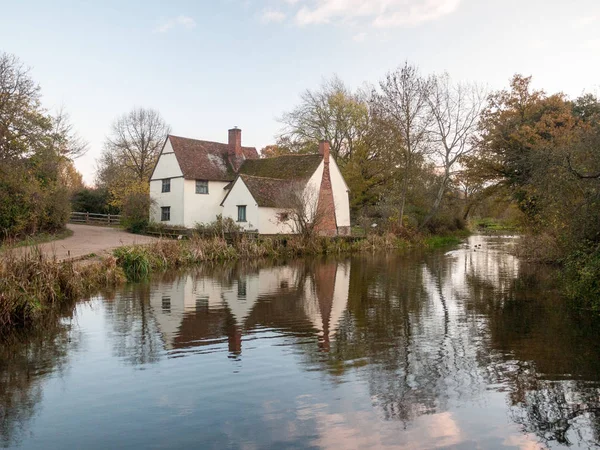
[2,0,599,184]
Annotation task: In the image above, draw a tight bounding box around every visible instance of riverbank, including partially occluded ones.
[0,232,466,335]
[0,228,74,251]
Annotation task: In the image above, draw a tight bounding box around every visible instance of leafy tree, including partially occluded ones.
[71,187,115,214]
[0,52,84,238]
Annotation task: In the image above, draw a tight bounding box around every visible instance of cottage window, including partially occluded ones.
[237,205,247,222]
[162,178,171,193]
[161,206,171,222]
[196,180,209,194]
[237,279,247,298]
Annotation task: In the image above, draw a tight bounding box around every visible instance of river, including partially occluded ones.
[1,235,599,449]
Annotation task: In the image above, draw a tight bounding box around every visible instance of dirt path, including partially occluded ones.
[14,224,158,262]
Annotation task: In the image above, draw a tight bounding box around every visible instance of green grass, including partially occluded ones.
[423,235,464,248]
[473,218,519,232]
[1,228,74,251]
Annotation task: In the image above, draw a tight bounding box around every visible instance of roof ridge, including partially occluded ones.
[240,174,296,181]
[169,134,256,150]
[169,135,227,147]
[260,153,321,159]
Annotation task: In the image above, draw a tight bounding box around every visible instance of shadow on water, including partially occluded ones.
[1,235,600,449]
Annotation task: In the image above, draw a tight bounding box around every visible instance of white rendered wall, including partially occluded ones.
[221,178,259,232]
[149,139,185,225]
[183,180,229,228]
[151,140,182,179]
[328,156,351,227]
[150,177,185,225]
[259,207,297,234]
[303,161,324,223]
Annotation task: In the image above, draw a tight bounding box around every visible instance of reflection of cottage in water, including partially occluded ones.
[149,261,350,355]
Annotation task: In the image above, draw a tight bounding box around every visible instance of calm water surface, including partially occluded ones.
[2,235,600,449]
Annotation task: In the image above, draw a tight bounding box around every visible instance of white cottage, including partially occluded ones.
[149,128,351,235]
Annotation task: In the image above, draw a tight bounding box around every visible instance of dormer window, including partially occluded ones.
[196,180,209,194]
[162,178,171,193]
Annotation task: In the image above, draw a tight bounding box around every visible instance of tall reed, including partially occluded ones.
[0,247,125,333]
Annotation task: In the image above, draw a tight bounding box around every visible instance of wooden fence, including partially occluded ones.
[70,212,121,226]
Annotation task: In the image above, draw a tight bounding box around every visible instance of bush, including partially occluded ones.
[194,215,243,238]
[0,161,71,239]
[0,248,125,332]
[121,192,152,234]
[71,187,115,214]
[564,245,600,310]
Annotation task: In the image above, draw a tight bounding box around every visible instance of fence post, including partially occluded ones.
[108,214,111,225]
[85,212,89,223]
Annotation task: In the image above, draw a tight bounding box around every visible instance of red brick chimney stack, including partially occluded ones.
[315,139,337,237]
[228,127,242,157]
[319,140,330,163]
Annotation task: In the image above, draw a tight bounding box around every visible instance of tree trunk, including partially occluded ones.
[398,175,408,227]
[420,173,449,230]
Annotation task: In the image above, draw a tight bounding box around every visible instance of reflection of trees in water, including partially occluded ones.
[104,282,164,365]
[301,252,471,424]
[100,243,600,446]
[461,245,600,448]
[0,314,79,447]
[509,375,600,447]
[301,238,600,447]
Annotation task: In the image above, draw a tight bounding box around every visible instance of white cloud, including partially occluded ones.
[261,9,287,24]
[353,32,367,42]
[155,15,197,33]
[293,0,461,28]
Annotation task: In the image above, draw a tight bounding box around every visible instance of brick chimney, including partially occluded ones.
[228,127,242,157]
[315,139,337,237]
[319,140,330,162]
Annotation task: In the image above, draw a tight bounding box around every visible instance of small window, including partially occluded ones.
[237,205,247,223]
[162,178,171,193]
[237,279,247,298]
[161,206,171,222]
[196,180,209,194]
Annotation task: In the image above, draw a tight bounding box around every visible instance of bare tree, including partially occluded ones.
[102,107,171,182]
[50,106,88,159]
[278,76,369,162]
[274,181,331,238]
[421,75,485,227]
[372,62,433,226]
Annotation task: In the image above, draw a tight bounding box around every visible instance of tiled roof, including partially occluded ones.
[169,135,259,181]
[219,154,325,208]
[239,175,299,208]
[238,154,323,180]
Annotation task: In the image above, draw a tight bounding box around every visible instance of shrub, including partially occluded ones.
[0,162,71,239]
[194,215,243,238]
[113,246,152,279]
[121,192,152,234]
[563,245,600,310]
[0,248,125,332]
